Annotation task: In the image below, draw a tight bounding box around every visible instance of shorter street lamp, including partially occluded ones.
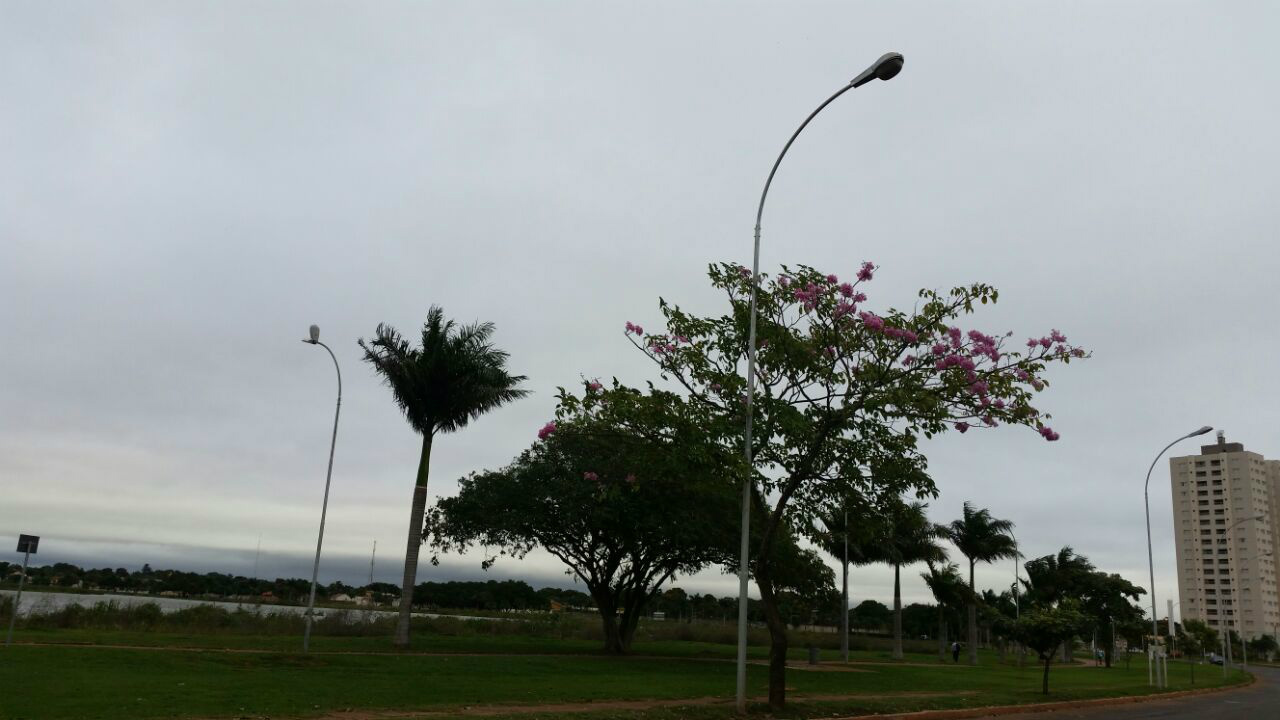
[301,325,342,652]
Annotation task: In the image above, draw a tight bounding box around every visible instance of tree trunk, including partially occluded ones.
[892,562,904,660]
[393,435,433,647]
[938,606,947,662]
[1102,622,1113,669]
[757,563,788,711]
[1041,655,1051,694]
[968,560,978,665]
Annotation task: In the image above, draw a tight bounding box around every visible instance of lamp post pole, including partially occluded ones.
[1143,426,1213,687]
[302,324,342,652]
[734,51,904,714]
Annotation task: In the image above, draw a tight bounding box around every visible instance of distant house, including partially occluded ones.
[354,592,377,607]
[330,593,353,603]
[159,591,180,597]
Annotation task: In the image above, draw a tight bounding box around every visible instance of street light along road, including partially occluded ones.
[1143,425,1211,688]
[735,51,904,714]
[302,324,342,652]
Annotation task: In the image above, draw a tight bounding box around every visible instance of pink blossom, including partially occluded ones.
[955,422,970,434]
[1039,337,1052,349]
[983,415,997,427]
[675,335,690,344]
[834,301,856,318]
[583,471,599,482]
[857,261,875,282]
[1050,329,1067,343]
[625,474,637,485]
[587,381,603,392]
[1039,426,1060,442]
[994,398,1006,409]
[903,355,916,366]
[970,380,989,395]
[859,312,884,331]
[537,421,557,440]
[738,265,752,278]
[625,322,644,335]
[1031,379,1045,391]
[710,382,722,392]
[839,282,855,298]
[931,343,948,355]
[779,276,791,288]
[852,292,867,303]
[1071,348,1086,358]
[1015,368,1031,381]
[826,274,839,284]
[1026,338,1039,348]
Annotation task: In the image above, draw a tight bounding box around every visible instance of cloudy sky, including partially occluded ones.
[3,2,1278,616]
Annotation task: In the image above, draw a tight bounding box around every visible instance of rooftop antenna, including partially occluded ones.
[1216,429,1226,444]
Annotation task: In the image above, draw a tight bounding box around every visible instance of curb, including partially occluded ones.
[831,673,1257,720]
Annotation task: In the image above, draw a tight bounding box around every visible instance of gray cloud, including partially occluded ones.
[2,2,1278,614]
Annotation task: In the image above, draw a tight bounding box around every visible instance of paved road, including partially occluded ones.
[991,665,1278,719]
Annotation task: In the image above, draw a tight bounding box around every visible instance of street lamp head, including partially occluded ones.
[851,52,905,88]
[305,324,320,344]
[1187,425,1213,438]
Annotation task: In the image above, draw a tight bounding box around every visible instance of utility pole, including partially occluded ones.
[369,540,377,586]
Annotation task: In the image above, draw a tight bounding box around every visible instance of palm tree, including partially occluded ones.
[946,501,1018,665]
[812,502,880,662]
[360,307,528,646]
[922,561,966,662]
[866,500,948,659]
[1022,546,1095,661]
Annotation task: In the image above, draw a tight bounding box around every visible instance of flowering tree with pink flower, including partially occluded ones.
[624,261,1087,709]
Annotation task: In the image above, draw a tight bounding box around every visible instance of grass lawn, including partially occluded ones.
[4,626,950,663]
[0,637,1249,720]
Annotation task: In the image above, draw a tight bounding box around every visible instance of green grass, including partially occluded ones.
[5,626,958,663]
[0,638,1248,720]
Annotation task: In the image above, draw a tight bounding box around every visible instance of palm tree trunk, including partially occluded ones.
[968,560,978,665]
[393,435,432,647]
[892,562,904,660]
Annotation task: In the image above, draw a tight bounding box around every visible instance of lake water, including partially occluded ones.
[0,589,502,623]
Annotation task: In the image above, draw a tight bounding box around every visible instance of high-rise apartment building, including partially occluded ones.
[1169,432,1280,640]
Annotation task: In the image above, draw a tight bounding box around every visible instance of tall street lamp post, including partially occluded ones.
[1143,425,1212,687]
[735,51,904,714]
[302,324,342,652]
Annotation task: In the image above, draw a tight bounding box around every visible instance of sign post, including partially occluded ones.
[5,534,39,646]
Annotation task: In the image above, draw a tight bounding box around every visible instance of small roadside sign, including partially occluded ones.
[17,534,38,554]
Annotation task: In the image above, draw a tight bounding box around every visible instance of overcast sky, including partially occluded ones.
[3,2,1278,617]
